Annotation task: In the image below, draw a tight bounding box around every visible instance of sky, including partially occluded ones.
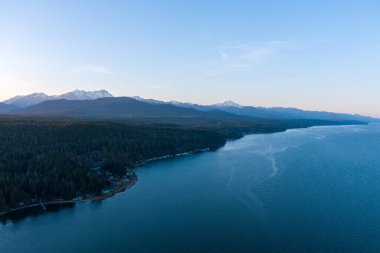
[0,0,379,117]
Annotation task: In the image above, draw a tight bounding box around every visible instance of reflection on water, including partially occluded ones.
[1,203,76,225]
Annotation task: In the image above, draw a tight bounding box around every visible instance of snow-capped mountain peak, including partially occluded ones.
[59,89,113,100]
[131,96,168,104]
[4,93,51,108]
[213,100,242,108]
[3,90,113,108]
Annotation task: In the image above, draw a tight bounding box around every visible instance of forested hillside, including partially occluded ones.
[0,118,226,212]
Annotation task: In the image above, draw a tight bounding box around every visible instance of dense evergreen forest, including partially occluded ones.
[0,118,226,212]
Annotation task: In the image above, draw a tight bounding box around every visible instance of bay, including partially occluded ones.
[1,124,380,253]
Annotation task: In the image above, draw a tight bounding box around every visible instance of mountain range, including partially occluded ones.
[1,90,378,123]
[11,97,241,121]
[3,89,112,108]
[131,96,379,123]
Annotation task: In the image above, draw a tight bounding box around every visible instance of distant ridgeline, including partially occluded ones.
[0,90,372,213]
[2,90,378,123]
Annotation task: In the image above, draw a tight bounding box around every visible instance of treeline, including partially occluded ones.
[0,119,226,212]
[114,116,360,139]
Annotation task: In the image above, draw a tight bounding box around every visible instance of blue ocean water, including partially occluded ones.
[1,124,379,253]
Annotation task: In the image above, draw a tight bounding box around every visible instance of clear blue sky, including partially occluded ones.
[0,0,379,117]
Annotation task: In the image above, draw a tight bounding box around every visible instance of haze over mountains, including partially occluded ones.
[131,95,379,123]
[1,90,378,123]
[0,102,17,113]
[3,90,112,108]
[11,97,240,121]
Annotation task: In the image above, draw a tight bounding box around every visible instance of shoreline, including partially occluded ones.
[0,149,207,219]
[134,148,210,168]
[91,174,138,202]
[0,200,83,218]
[0,174,139,218]
[0,123,364,219]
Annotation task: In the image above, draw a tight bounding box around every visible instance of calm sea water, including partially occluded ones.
[1,124,380,253]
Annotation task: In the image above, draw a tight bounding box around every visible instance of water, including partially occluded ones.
[1,124,380,253]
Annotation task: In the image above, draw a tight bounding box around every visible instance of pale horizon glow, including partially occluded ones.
[1,1,379,118]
